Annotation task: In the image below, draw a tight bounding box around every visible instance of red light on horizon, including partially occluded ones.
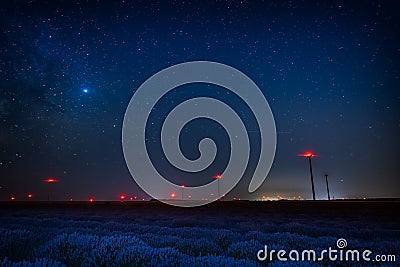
[89,198,94,202]
[171,193,176,198]
[119,194,126,201]
[213,174,223,179]
[298,151,317,158]
[28,194,32,198]
[180,185,185,188]
[11,196,15,200]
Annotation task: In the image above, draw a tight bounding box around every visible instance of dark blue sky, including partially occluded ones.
[0,0,399,201]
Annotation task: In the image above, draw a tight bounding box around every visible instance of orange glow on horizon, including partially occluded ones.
[213,174,223,179]
[10,196,15,200]
[171,193,176,198]
[119,194,126,201]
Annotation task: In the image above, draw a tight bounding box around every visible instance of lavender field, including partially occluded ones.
[0,201,398,266]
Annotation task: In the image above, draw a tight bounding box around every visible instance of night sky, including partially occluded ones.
[1,0,399,201]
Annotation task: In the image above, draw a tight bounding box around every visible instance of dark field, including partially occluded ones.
[0,200,399,266]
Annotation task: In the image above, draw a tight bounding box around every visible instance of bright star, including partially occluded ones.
[83,88,89,93]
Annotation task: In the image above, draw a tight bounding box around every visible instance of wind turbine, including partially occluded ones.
[298,151,317,200]
[325,173,331,200]
[44,178,58,201]
[213,174,223,200]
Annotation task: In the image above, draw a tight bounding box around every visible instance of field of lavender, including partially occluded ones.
[0,201,398,266]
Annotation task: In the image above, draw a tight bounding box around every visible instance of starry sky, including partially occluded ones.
[0,0,399,201]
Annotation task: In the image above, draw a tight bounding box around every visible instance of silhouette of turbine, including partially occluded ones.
[325,173,331,200]
[298,152,317,200]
